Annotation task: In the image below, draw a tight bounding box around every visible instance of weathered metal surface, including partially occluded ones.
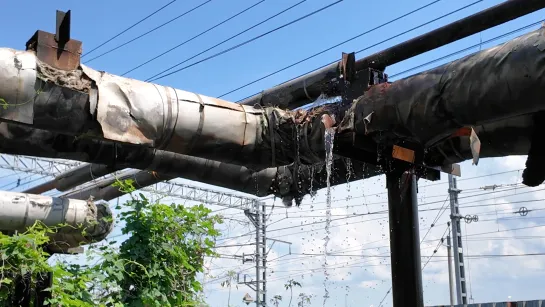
[26,30,81,71]
[0,49,36,124]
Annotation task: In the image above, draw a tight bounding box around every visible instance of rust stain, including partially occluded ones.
[208,97,245,112]
[126,124,153,144]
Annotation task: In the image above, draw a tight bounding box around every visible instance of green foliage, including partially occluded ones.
[0,179,223,306]
[0,87,43,110]
[0,223,94,306]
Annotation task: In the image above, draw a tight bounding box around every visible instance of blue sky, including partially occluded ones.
[2,0,545,306]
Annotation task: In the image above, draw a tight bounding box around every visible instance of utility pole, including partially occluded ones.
[238,201,268,306]
[446,233,455,307]
[448,174,467,305]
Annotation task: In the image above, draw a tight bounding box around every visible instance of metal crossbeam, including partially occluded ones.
[144,180,257,211]
[0,154,82,177]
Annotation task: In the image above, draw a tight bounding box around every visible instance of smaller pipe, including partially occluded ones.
[357,0,545,71]
[240,0,545,109]
[22,164,120,194]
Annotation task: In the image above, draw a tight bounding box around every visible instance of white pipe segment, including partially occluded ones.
[0,190,113,252]
[0,48,327,169]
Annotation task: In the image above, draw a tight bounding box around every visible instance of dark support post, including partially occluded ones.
[12,273,31,307]
[386,169,423,307]
[35,272,53,306]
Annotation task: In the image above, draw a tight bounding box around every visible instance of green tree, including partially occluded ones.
[284,279,302,307]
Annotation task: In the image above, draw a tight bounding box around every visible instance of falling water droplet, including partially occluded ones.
[322,127,335,307]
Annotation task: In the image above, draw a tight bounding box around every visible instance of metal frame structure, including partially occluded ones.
[448,174,468,305]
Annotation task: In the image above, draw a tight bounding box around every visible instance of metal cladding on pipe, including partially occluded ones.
[0,191,113,253]
[425,114,534,166]
[339,27,545,149]
[240,0,545,110]
[0,48,328,169]
[0,123,351,202]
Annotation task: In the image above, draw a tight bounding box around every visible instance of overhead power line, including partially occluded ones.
[84,0,214,64]
[121,0,267,75]
[216,0,443,98]
[228,0,481,101]
[378,225,449,307]
[82,0,178,58]
[147,0,343,82]
[130,0,309,80]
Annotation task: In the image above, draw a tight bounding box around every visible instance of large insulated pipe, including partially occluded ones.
[1,109,538,205]
[239,0,545,109]
[0,48,330,169]
[339,26,545,149]
[2,26,545,171]
[0,191,113,253]
[59,112,539,204]
[0,122,380,204]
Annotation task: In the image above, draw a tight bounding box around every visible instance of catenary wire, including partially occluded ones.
[84,0,213,64]
[82,0,178,57]
[135,0,308,81]
[147,0,344,81]
[216,0,443,98]
[120,0,267,75]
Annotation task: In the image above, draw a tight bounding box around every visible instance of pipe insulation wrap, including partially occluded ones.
[340,26,545,147]
[0,191,113,251]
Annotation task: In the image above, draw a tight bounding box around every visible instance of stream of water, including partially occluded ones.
[322,127,335,306]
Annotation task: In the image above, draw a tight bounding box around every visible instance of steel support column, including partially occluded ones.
[386,170,423,307]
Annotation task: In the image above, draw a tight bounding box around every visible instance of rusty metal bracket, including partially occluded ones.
[341,52,356,82]
[25,10,82,71]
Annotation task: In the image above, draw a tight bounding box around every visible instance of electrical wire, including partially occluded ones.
[84,0,214,64]
[420,196,449,244]
[82,0,178,57]
[216,0,443,98]
[121,0,267,75]
[147,0,344,82]
[134,0,309,81]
